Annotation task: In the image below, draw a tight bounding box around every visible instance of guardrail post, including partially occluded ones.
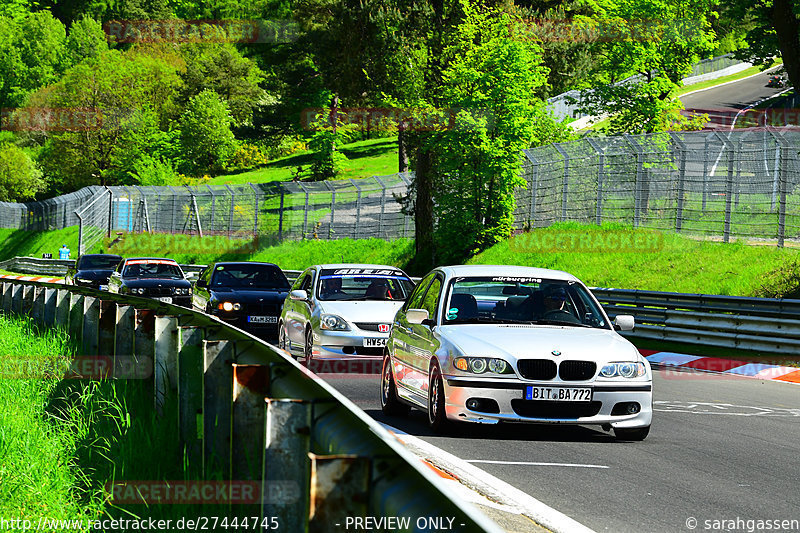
[178,326,204,466]
[203,340,234,477]
[309,454,369,533]
[43,288,57,327]
[231,364,271,482]
[32,287,45,325]
[1,283,11,313]
[98,300,117,356]
[154,315,179,416]
[55,289,70,327]
[115,305,135,357]
[82,296,100,356]
[68,293,84,347]
[263,399,311,532]
[20,285,34,316]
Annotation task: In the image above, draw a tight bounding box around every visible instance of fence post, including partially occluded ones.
[553,144,569,222]
[68,293,84,348]
[106,187,114,239]
[32,286,45,325]
[375,177,386,239]
[670,133,687,232]
[715,132,734,243]
[350,179,362,238]
[43,287,57,327]
[701,135,710,211]
[774,132,789,247]
[325,182,336,239]
[231,363,271,482]
[178,326,204,466]
[625,135,645,228]
[523,151,539,228]
[298,182,310,239]
[278,188,285,241]
[586,139,604,226]
[203,339,234,477]
[98,300,116,356]
[249,183,260,237]
[207,185,216,234]
[399,172,412,239]
[154,315,179,416]
[309,454,369,532]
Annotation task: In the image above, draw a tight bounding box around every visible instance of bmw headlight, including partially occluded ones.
[320,314,350,331]
[132,288,146,295]
[218,301,241,312]
[175,288,191,296]
[454,357,512,374]
[599,362,647,378]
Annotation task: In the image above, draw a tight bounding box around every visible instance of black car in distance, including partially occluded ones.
[65,253,122,289]
[194,262,290,340]
[108,257,194,307]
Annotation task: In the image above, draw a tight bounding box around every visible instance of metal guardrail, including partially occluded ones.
[5,256,798,354]
[0,278,500,532]
[593,288,800,354]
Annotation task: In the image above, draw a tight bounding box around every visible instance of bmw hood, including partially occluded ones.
[318,300,404,324]
[438,325,641,364]
[75,269,115,281]
[123,278,191,289]
[210,288,288,303]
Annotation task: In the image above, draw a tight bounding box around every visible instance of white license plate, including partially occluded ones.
[525,386,592,402]
[247,316,278,324]
[156,297,172,303]
[363,337,387,347]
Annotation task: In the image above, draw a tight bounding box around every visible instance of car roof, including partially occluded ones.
[316,263,408,272]
[436,264,579,282]
[79,253,122,259]
[211,261,280,268]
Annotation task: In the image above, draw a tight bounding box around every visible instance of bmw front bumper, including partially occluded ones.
[443,376,652,428]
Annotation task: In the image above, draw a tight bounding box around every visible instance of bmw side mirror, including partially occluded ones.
[406,308,429,325]
[614,315,635,332]
[290,289,308,301]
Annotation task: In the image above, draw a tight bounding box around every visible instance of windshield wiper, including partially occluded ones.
[447,317,533,325]
[534,319,592,327]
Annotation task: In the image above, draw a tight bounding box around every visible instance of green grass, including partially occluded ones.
[210,137,400,185]
[0,227,82,261]
[0,317,103,520]
[468,222,800,297]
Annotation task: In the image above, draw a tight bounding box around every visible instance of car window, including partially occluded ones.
[420,277,443,323]
[291,270,308,291]
[403,272,435,312]
[123,260,183,279]
[210,264,289,289]
[78,255,121,270]
[316,268,415,301]
[301,271,314,292]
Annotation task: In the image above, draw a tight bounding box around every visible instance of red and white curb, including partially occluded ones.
[381,423,595,533]
[641,349,800,385]
[0,274,64,284]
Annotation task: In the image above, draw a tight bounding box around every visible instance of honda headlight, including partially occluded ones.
[320,314,350,331]
[599,362,647,378]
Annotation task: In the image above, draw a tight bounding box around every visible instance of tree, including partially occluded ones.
[425,2,562,262]
[179,90,238,175]
[179,43,266,127]
[0,143,45,201]
[65,16,109,65]
[576,0,717,133]
[730,0,800,92]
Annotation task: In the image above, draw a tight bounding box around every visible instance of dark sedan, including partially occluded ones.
[194,262,290,339]
[108,257,193,307]
[65,254,122,289]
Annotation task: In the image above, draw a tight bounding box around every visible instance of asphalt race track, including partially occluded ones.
[323,367,800,533]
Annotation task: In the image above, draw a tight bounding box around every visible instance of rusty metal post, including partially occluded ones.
[82,296,100,356]
[154,315,179,417]
[231,364,271,482]
[309,454,369,533]
[263,399,311,532]
[202,339,234,478]
[178,326,204,466]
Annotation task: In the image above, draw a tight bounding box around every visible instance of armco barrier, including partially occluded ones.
[0,278,500,533]
[594,288,800,354]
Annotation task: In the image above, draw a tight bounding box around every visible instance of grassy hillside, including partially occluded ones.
[210,137,399,185]
[0,227,82,260]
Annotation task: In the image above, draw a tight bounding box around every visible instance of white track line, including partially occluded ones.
[382,423,596,533]
[466,460,609,469]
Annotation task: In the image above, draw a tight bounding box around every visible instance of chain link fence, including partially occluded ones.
[2,128,800,253]
[515,128,800,246]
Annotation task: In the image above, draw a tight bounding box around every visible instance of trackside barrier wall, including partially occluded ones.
[0,279,500,533]
[594,288,800,354]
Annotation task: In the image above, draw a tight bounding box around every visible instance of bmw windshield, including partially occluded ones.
[317,268,415,301]
[443,276,609,329]
[123,260,184,280]
[210,264,289,289]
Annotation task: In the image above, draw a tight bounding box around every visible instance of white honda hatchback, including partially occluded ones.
[381,265,652,440]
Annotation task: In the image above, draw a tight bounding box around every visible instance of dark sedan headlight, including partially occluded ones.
[599,362,647,378]
[454,357,513,374]
[175,288,191,296]
[320,314,350,331]
[218,301,241,312]
[131,288,146,295]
